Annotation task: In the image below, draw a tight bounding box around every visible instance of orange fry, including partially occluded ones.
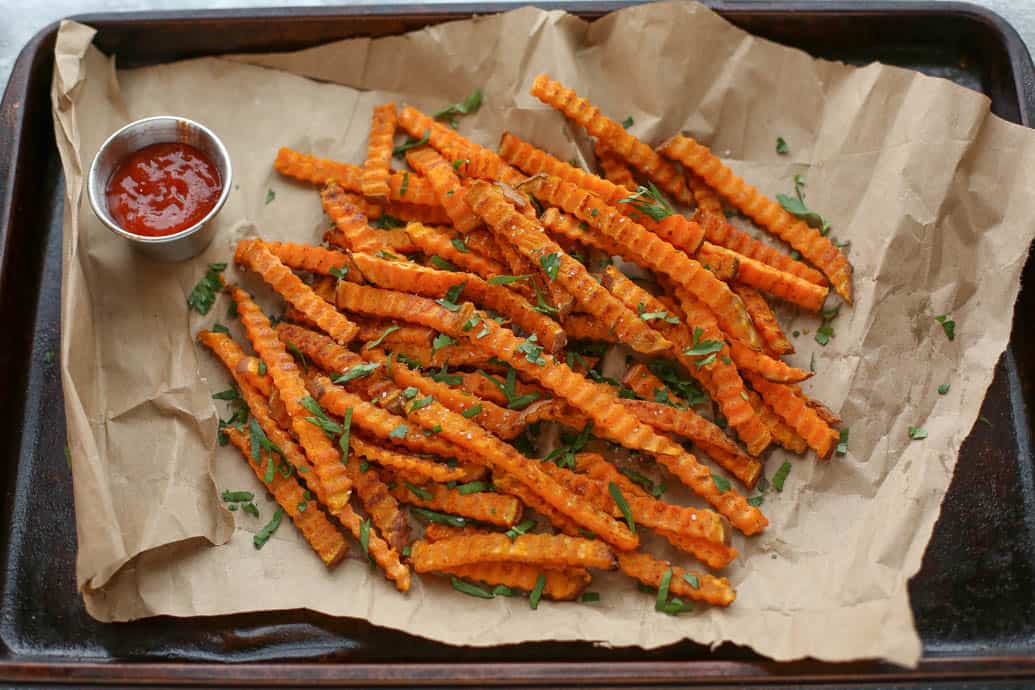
[224,427,348,567]
[404,222,507,277]
[660,136,852,302]
[234,239,359,345]
[351,435,474,483]
[523,175,761,350]
[492,473,583,537]
[695,210,827,287]
[443,563,590,601]
[619,400,762,489]
[320,182,392,254]
[346,252,567,353]
[411,533,616,571]
[744,372,839,459]
[697,241,828,312]
[361,103,397,201]
[464,180,671,355]
[686,172,723,213]
[234,356,272,397]
[617,551,735,607]
[449,371,547,409]
[274,147,438,206]
[354,320,434,348]
[197,330,271,398]
[744,388,807,455]
[406,147,482,232]
[391,481,523,528]
[262,241,355,279]
[594,140,638,192]
[421,523,488,541]
[529,75,692,206]
[728,340,812,384]
[346,452,410,552]
[733,284,794,356]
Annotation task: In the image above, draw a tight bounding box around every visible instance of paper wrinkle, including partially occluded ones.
[50,1,1035,668]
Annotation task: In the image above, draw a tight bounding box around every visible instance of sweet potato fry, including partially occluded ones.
[346,452,410,552]
[660,136,852,302]
[404,222,508,277]
[594,140,638,192]
[361,103,397,201]
[464,180,671,355]
[619,400,762,488]
[461,228,508,264]
[351,435,474,483]
[354,320,434,348]
[528,76,692,206]
[197,329,272,397]
[421,523,488,541]
[617,551,735,607]
[621,363,674,402]
[381,341,504,372]
[806,396,843,426]
[262,241,356,279]
[229,287,353,510]
[444,563,591,601]
[693,209,828,287]
[320,182,393,254]
[345,252,567,353]
[235,239,359,345]
[522,175,760,350]
[391,481,522,528]
[449,371,547,409]
[697,241,828,312]
[732,284,794,356]
[686,172,723,213]
[397,106,526,186]
[412,533,616,571]
[492,473,583,537]
[561,313,618,343]
[727,340,812,384]
[744,388,807,454]
[224,427,348,566]
[275,147,439,206]
[743,372,839,459]
[406,148,482,232]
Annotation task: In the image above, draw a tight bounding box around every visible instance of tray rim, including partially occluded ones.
[2,1,1035,685]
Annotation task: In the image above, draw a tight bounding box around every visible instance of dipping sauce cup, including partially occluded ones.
[87,116,232,262]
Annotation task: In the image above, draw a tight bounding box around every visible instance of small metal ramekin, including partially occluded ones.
[87,116,232,262]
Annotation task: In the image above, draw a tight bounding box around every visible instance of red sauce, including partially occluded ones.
[106,142,222,237]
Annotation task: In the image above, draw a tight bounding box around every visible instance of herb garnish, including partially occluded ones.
[329,265,349,280]
[265,189,276,205]
[545,421,593,469]
[505,519,536,540]
[772,461,792,491]
[389,424,409,439]
[619,468,664,498]
[516,334,546,365]
[711,473,731,493]
[776,137,789,155]
[488,274,533,285]
[371,213,405,229]
[212,388,240,401]
[433,88,483,128]
[429,255,458,271]
[934,314,956,341]
[451,576,494,599]
[432,333,456,355]
[540,253,561,281]
[580,592,601,603]
[334,362,381,384]
[300,397,343,437]
[187,263,227,315]
[393,131,430,157]
[938,383,950,395]
[684,326,723,360]
[621,116,634,129]
[253,507,284,549]
[609,482,635,534]
[457,480,490,495]
[406,482,434,501]
[339,408,353,461]
[837,427,849,455]
[451,237,470,254]
[637,302,680,325]
[437,282,467,311]
[529,573,547,610]
[618,182,674,222]
[462,404,482,418]
[412,507,467,527]
[359,517,371,555]
[365,325,401,350]
[908,426,928,440]
[777,175,831,235]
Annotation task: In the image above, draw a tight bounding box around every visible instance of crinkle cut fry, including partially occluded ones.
[561,313,618,343]
[361,102,397,201]
[523,175,761,350]
[403,402,638,550]
[443,562,590,600]
[451,370,547,409]
[728,339,812,384]
[492,473,583,537]
[573,453,737,569]
[744,388,808,454]
[224,427,349,567]
[347,250,567,353]
[619,400,762,489]
[594,139,638,192]
[422,523,488,541]
[732,284,794,356]
[617,551,736,607]
[661,136,852,302]
[233,356,273,397]
[744,372,839,459]
[527,76,693,206]
[697,241,828,312]
[686,172,723,213]
[234,239,359,345]
[397,106,526,186]
[601,267,772,457]
[404,222,507,277]
[406,147,482,232]
[390,481,523,528]
[197,329,272,397]
[351,435,473,483]
[353,320,434,348]
[695,210,827,287]
[228,287,353,511]
[339,500,412,592]
[320,182,393,254]
[274,146,438,206]
[262,241,356,279]
[328,280,765,535]
[345,452,410,552]
[464,180,671,355]
[362,348,520,439]
[411,533,616,571]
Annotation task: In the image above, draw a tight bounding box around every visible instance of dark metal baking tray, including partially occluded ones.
[1,2,1034,686]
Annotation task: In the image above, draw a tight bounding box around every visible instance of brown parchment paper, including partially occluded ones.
[50,2,1035,667]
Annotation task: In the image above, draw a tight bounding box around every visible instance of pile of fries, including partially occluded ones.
[195,74,851,611]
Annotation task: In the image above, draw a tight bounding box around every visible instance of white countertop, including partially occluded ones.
[3,0,1034,99]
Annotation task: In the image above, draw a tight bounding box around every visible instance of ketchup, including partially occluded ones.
[106,142,222,237]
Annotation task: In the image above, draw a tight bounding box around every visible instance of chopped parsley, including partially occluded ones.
[285,342,307,370]
[776,136,789,155]
[393,131,430,156]
[412,507,467,527]
[815,303,839,346]
[505,519,536,540]
[618,182,674,222]
[253,507,284,549]
[517,334,546,366]
[365,325,401,350]
[409,395,435,413]
[772,461,792,491]
[433,88,483,128]
[212,388,240,401]
[187,263,227,315]
[540,252,561,281]
[432,332,456,355]
[339,408,353,460]
[580,592,601,603]
[776,175,831,235]
[711,473,731,493]
[837,427,849,455]
[429,255,458,271]
[406,482,434,501]
[462,404,483,418]
[333,362,381,384]
[637,302,680,325]
[457,480,490,495]
[437,282,467,311]
[621,116,634,129]
[545,421,593,469]
[488,274,533,285]
[265,189,276,205]
[329,265,348,279]
[529,573,547,610]
[221,490,254,503]
[935,314,956,341]
[300,396,343,437]
[451,576,494,599]
[608,482,635,534]
[389,423,409,439]
[684,326,723,359]
[371,213,405,229]
[908,426,928,440]
[359,517,371,555]
[938,383,951,395]
[450,237,470,254]
[619,468,664,498]
[211,322,230,335]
